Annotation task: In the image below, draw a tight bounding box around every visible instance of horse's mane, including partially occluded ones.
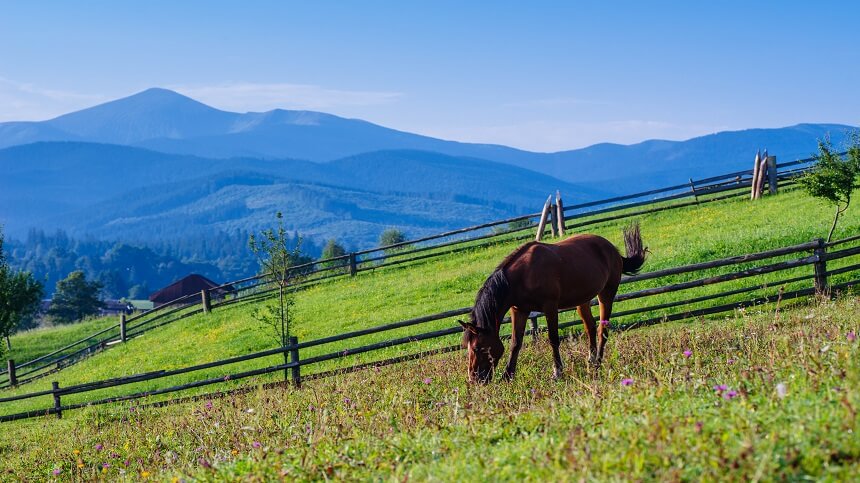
[471,242,537,330]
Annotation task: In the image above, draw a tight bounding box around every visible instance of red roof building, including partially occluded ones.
[148,274,232,307]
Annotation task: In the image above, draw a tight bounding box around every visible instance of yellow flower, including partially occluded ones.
[172,478,180,483]
[73,449,80,455]
[141,471,151,478]
[77,463,84,469]
[231,449,238,455]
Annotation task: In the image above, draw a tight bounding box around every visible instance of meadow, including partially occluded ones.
[1,185,859,480]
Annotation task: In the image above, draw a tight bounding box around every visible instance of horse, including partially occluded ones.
[459,224,646,383]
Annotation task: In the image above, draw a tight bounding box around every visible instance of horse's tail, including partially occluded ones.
[621,223,647,275]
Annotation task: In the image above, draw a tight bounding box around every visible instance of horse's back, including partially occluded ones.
[504,235,623,310]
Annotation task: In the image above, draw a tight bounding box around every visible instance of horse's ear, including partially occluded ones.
[458,320,479,334]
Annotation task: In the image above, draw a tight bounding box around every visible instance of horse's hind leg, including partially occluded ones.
[577,304,599,367]
[503,307,528,381]
[596,285,618,365]
[544,306,564,379]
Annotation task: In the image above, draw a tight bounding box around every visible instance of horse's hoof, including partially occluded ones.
[502,371,515,381]
[552,369,563,380]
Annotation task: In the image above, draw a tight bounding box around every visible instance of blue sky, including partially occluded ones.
[1,1,858,151]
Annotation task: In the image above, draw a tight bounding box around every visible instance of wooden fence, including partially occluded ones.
[1,232,858,423]
[0,153,823,389]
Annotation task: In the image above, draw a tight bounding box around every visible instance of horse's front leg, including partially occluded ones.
[545,307,564,379]
[502,308,528,381]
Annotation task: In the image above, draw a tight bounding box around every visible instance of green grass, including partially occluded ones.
[1,187,859,417]
[1,295,857,480]
[5,316,118,369]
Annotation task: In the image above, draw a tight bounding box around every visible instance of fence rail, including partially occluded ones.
[2,233,858,423]
[0,153,825,388]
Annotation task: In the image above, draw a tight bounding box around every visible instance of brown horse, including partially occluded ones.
[459,224,646,383]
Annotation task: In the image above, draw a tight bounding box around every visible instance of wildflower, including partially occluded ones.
[245,408,254,413]
[530,388,537,396]
[141,471,151,478]
[621,378,634,386]
[727,358,735,364]
[713,384,728,393]
[600,320,610,327]
[683,350,692,358]
[103,463,110,469]
[722,390,738,400]
[123,460,130,467]
[848,331,857,342]
[52,469,62,475]
[423,377,432,385]
[77,463,84,469]
[231,449,238,456]
[776,383,787,399]
[343,397,351,404]
[205,401,213,410]
[694,421,703,432]
[110,452,120,459]
[73,449,81,455]
[252,441,262,449]
[95,443,104,451]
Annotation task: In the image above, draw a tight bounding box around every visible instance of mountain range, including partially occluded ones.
[0,87,856,253]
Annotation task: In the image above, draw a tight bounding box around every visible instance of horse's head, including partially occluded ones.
[459,319,504,384]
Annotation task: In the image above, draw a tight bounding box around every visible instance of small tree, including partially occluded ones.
[800,136,860,242]
[320,239,347,270]
[0,229,44,355]
[248,212,304,348]
[379,228,409,255]
[47,271,103,324]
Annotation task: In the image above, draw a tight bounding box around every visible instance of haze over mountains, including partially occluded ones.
[0,87,856,251]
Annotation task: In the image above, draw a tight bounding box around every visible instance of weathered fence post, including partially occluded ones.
[548,203,559,237]
[52,381,62,419]
[813,238,829,295]
[766,155,778,194]
[289,336,301,388]
[119,314,127,343]
[751,150,762,200]
[7,359,16,387]
[689,178,699,203]
[535,195,552,241]
[755,150,768,199]
[348,253,357,276]
[530,317,539,343]
[555,191,565,237]
[201,289,211,314]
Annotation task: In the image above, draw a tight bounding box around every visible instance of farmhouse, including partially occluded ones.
[148,274,233,307]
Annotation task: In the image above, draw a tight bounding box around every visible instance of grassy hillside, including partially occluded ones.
[1,186,859,418]
[1,295,857,480]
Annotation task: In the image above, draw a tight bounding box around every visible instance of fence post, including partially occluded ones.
[7,359,16,387]
[750,150,762,200]
[813,238,828,295]
[52,381,62,419]
[755,152,768,199]
[289,336,301,388]
[535,195,552,241]
[348,253,357,276]
[555,191,565,237]
[548,203,559,237]
[689,178,699,203]
[766,155,778,194]
[119,314,127,343]
[201,289,211,314]
[530,317,539,343]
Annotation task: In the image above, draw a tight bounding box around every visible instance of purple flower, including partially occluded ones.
[343,397,351,404]
[252,441,262,449]
[621,378,634,386]
[102,463,110,469]
[52,469,62,475]
[727,358,735,364]
[600,320,610,327]
[683,350,692,358]
[694,421,703,432]
[722,390,738,400]
[95,443,104,451]
[110,452,119,459]
[848,331,857,342]
[713,384,728,393]
[423,377,432,385]
[204,401,213,410]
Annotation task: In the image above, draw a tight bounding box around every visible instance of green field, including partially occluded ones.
[1,186,860,479]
